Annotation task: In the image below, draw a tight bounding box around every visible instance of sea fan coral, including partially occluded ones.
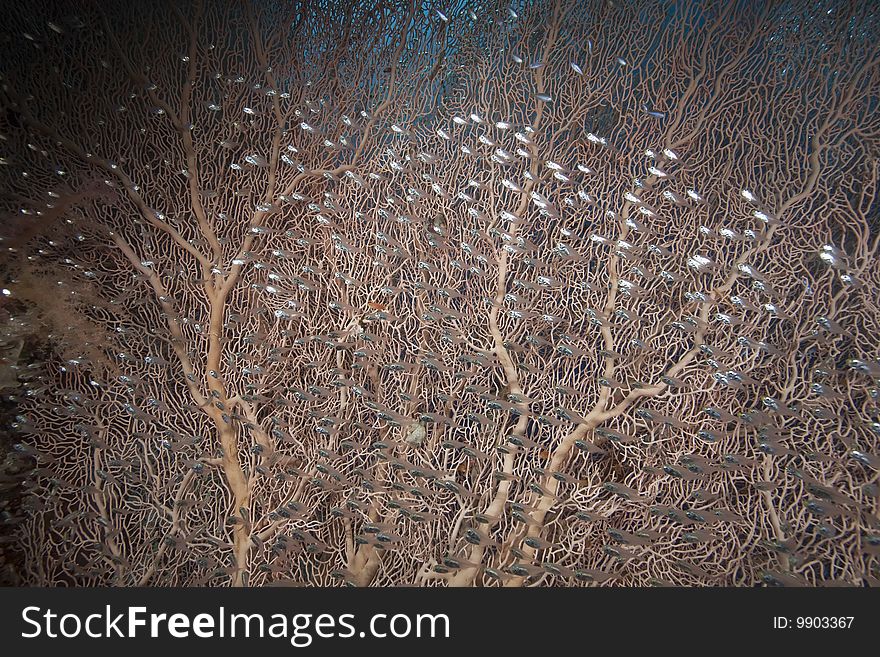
[0,0,878,587]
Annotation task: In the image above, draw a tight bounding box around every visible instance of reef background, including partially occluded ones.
[0,0,878,586]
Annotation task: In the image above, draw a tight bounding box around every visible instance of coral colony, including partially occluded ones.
[0,0,878,587]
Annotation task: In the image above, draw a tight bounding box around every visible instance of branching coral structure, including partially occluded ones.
[0,0,878,587]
